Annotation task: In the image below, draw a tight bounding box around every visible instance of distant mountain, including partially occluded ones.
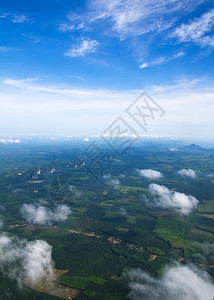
[182,144,206,151]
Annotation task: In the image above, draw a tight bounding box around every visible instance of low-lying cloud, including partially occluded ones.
[169,147,179,152]
[0,233,55,287]
[108,179,120,186]
[137,169,163,179]
[104,175,120,185]
[0,138,21,144]
[147,183,198,215]
[177,169,196,178]
[103,173,111,179]
[126,264,214,300]
[20,204,71,226]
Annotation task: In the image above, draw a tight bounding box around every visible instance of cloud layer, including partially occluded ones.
[137,169,163,179]
[147,183,198,215]
[126,264,214,300]
[0,234,55,287]
[177,169,196,178]
[20,204,71,226]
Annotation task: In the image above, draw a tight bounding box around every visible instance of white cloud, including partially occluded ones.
[58,12,85,32]
[20,204,71,226]
[137,169,163,179]
[0,46,14,52]
[58,23,74,32]
[140,51,185,68]
[171,8,214,48]
[126,264,214,300]
[103,173,111,179]
[119,206,127,216]
[169,147,179,152]
[24,240,54,284]
[0,234,55,287]
[177,169,196,178]
[147,183,198,215]
[108,179,120,186]
[22,33,40,43]
[119,173,126,178]
[0,13,9,18]
[65,38,99,57]
[88,0,202,39]
[0,139,21,144]
[139,62,148,69]
[11,14,29,23]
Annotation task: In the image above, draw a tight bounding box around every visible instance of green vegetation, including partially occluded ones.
[147,247,164,255]
[58,275,107,289]
[0,141,214,299]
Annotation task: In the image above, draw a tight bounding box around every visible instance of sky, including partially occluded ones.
[0,0,214,138]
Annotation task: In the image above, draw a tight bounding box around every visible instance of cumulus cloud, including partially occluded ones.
[147,183,198,215]
[126,264,214,300]
[0,234,55,287]
[65,38,99,57]
[177,169,196,178]
[137,169,163,179]
[20,204,71,226]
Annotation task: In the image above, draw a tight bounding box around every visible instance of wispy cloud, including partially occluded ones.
[88,0,202,40]
[0,13,9,18]
[58,0,206,64]
[0,46,15,52]
[125,264,214,300]
[11,14,29,23]
[58,12,85,32]
[171,8,214,48]
[65,38,99,57]
[22,34,40,43]
[58,23,74,32]
[140,51,185,68]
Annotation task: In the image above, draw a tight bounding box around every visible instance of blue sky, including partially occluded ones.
[0,0,214,138]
